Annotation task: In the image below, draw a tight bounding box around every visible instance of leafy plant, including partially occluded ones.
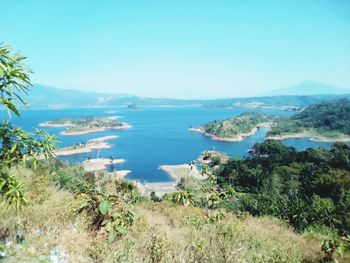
[171,190,196,207]
[75,192,134,243]
[321,238,345,262]
[0,171,27,211]
[0,44,56,211]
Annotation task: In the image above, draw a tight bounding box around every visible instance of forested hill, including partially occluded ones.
[267,98,350,140]
[194,99,350,142]
[291,98,350,134]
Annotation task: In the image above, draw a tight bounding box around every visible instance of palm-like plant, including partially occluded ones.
[0,44,56,211]
[0,171,27,211]
[172,190,196,207]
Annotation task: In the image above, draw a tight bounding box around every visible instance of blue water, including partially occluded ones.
[7,107,333,183]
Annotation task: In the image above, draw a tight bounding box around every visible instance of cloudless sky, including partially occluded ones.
[1,0,349,98]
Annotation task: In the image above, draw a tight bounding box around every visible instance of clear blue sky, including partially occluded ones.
[1,0,349,98]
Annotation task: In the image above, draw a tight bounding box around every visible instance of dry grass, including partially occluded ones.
[0,166,328,262]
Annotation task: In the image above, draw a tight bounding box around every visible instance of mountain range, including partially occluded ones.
[22,81,350,109]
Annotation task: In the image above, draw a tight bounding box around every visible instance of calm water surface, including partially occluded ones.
[9,107,333,182]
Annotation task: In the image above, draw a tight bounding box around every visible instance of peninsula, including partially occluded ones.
[40,116,131,135]
[192,99,350,142]
[267,99,350,142]
[53,135,118,156]
[190,112,275,141]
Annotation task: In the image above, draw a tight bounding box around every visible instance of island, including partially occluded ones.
[40,116,131,135]
[53,136,118,156]
[126,103,140,110]
[189,112,276,141]
[191,99,350,142]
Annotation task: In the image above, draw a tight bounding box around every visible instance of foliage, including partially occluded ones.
[201,112,276,138]
[0,44,56,211]
[75,190,135,243]
[170,190,196,207]
[0,44,31,116]
[47,116,126,133]
[268,99,350,138]
[321,238,346,262]
[215,140,350,237]
[200,99,350,140]
[0,170,27,211]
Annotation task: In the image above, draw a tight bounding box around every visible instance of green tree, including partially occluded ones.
[0,44,56,211]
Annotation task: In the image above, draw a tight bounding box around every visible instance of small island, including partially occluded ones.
[190,112,275,141]
[192,99,350,142]
[40,116,131,136]
[53,136,118,156]
[126,103,140,110]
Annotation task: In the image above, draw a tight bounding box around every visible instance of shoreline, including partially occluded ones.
[54,135,119,156]
[60,123,132,136]
[159,164,205,182]
[266,133,350,142]
[54,141,112,156]
[189,123,270,142]
[83,158,125,172]
[39,122,75,127]
[89,135,118,142]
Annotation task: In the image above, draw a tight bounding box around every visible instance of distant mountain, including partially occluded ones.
[23,84,203,109]
[263,81,350,96]
[24,84,132,108]
[21,83,350,109]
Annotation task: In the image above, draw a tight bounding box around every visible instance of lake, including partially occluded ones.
[10,106,333,183]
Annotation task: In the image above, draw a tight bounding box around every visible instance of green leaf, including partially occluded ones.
[99,200,112,215]
[108,229,117,244]
[116,225,127,235]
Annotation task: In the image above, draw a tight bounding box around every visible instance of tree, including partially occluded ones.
[0,44,56,211]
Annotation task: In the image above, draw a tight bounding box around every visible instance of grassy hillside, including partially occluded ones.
[0,160,334,262]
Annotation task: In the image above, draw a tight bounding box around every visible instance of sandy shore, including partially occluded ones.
[189,127,259,142]
[110,170,131,179]
[83,158,125,172]
[266,132,350,142]
[159,164,205,182]
[54,141,112,156]
[61,123,132,136]
[137,164,206,197]
[89,135,118,142]
[39,122,74,127]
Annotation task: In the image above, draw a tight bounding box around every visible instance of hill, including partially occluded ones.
[268,98,350,141]
[263,81,350,96]
[24,84,203,109]
[190,113,277,141]
[0,159,334,262]
[194,99,350,142]
[21,84,350,109]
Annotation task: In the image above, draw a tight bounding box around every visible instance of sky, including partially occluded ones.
[1,0,350,98]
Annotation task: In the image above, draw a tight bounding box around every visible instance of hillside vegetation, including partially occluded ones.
[200,112,276,138]
[268,99,350,138]
[41,116,130,135]
[197,99,350,141]
[0,161,328,262]
[2,44,349,262]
